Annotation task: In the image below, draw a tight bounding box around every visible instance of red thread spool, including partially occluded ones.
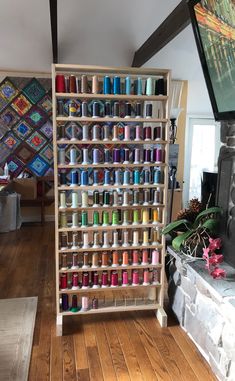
[142,249,149,264]
[122,270,129,286]
[56,75,66,93]
[144,126,151,140]
[111,271,118,287]
[132,270,139,285]
[60,273,67,290]
[102,271,108,287]
[82,272,89,288]
[132,250,139,265]
[69,75,76,93]
[93,271,99,288]
[72,273,79,289]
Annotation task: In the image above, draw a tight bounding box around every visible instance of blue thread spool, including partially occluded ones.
[82,101,88,117]
[92,102,100,117]
[144,169,150,184]
[71,170,78,186]
[154,169,161,184]
[114,169,122,185]
[125,77,131,95]
[60,172,67,186]
[103,76,111,94]
[123,170,130,185]
[104,102,111,117]
[113,76,121,94]
[134,169,140,185]
[104,149,110,164]
[104,169,110,185]
[81,170,88,186]
[93,170,99,185]
[93,148,99,164]
[137,77,142,95]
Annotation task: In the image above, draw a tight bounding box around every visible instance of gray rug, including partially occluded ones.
[0,297,37,381]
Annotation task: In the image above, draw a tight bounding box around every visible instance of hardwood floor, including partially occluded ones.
[0,223,216,381]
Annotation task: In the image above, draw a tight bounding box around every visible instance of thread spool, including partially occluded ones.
[146,77,153,96]
[104,102,111,117]
[103,125,110,141]
[104,149,111,164]
[145,103,153,118]
[132,230,139,246]
[71,252,79,268]
[142,209,149,224]
[81,101,88,117]
[144,169,150,185]
[114,169,122,185]
[103,231,110,248]
[62,294,69,311]
[135,125,141,141]
[103,76,111,94]
[111,271,118,287]
[113,76,121,94]
[60,232,68,250]
[70,295,79,312]
[144,126,152,141]
[152,269,160,285]
[151,249,160,265]
[70,170,78,187]
[133,148,140,164]
[123,170,130,185]
[83,232,89,248]
[158,208,163,223]
[58,124,65,140]
[123,148,130,164]
[122,251,129,266]
[91,75,99,94]
[112,124,119,141]
[80,170,88,186]
[93,170,99,186]
[152,209,159,224]
[133,190,139,206]
[153,189,160,205]
[61,253,68,270]
[134,169,140,185]
[154,126,161,140]
[93,190,100,206]
[113,102,120,118]
[92,297,99,308]
[93,211,100,226]
[102,211,109,226]
[112,251,119,267]
[153,169,161,185]
[125,77,131,95]
[82,148,89,165]
[60,212,67,228]
[81,75,88,93]
[92,272,100,288]
[92,124,100,141]
[142,231,149,247]
[69,123,77,141]
[72,212,79,228]
[142,249,149,265]
[112,210,119,226]
[112,191,119,206]
[101,271,108,287]
[75,77,80,93]
[92,148,100,165]
[135,102,142,118]
[123,231,129,247]
[132,270,139,286]
[103,190,110,206]
[71,234,79,250]
[57,100,64,117]
[133,209,139,225]
[123,210,129,225]
[69,148,77,165]
[125,102,131,118]
[81,211,88,227]
[93,231,100,248]
[137,77,142,95]
[113,148,120,164]
[122,270,129,286]
[72,272,79,289]
[82,124,89,141]
[143,270,150,285]
[60,273,68,290]
[81,191,88,207]
[82,273,89,289]
[132,250,139,265]
[102,251,108,268]
[59,192,66,208]
[92,252,99,268]
[144,149,151,164]
[123,191,129,206]
[59,148,66,165]
[64,77,69,93]
[112,231,119,247]
[69,101,77,117]
[56,74,65,92]
[81,296,89,311]
[143,189,150,205]
[82,253,89,269]
[124,125,130,141]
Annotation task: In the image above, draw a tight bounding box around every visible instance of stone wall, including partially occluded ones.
[168,247,235,381]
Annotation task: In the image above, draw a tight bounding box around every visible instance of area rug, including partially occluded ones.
[0,297,37,381]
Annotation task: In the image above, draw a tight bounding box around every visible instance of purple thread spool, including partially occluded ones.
[62,294,69,311]
[144,126,151,141]
[113,148,120,164]
[144,149,151,163]
[154,126,161,140]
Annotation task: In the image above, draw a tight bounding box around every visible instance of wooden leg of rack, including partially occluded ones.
[56,315,63,336]
[156,307,167,327]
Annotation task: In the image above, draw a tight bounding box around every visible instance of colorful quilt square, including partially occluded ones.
[0,142,11,165]
[27,155,49,176]
[0,79,18,103]
[40,120,53,139]
[23,78,46,104]
[25,106,47,128]
[14,143,35,164]
[13,121,33,140]
[39,144,53,164]
[0,124,9,139]
[26,131,46,152]
[38,93,52,115]
[6,156,24,177]
[0,96,7,113]
[3,132,21,150]
[65,122,82,140]
[0,106,20,129]
[11,94,32,116]
[65,145,82,163]
[44,167,54,176]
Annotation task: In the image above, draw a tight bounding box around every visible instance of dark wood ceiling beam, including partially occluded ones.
[132,0,190,67]
[49,0,58,63]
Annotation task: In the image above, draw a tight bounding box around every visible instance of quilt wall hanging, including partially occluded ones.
[0,77,53,177]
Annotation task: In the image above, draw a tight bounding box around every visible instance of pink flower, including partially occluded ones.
[203,247,210,269]
[208,238,222,251]
[210,268,226,279]
[209,254,224,266]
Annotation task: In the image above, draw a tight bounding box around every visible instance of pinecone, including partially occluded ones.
[188,198,203,214]
[176,208,195,222]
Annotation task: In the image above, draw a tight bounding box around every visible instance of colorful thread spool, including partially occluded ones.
[123,231,129,247]
[133,190,139,206]
[72,272,79,290]
[142,231,149,247]
[104,102,111,117]
[113,148,120,164]
[93,232,100,248]
[103,190,110,206]
[132,250,139,265]
[112,210,119,226]
[146,77,153,96]
[143,189,150,205]
[123,148,130,164]
[81,101,88,117]
[81,191,88,207]
[112,231,119,248]
[93,190,100,206]
[70,295,79,313]
[59,192,66,209]
[122,251,129,266]
[103,76,111,94]
[62,294,69,311]
[92,124,100,141]
[112,124,119,141]
[72,212,79,228]
[61,253,68,270]
[81,170,88,186]
[154,126,161,140]
[125,77,131,95]
[135,102,142,118]
[122,270,129,286]
[102,211,109,226]
[82,253,89,269]
[60,212,67,228]
[93,211,100,226]
[134,169,140,185]
[142,209,149,224]
[132,230,139,246]
[56,74,65,92]
[92,75,99,94]
[81,296,89,311]
[135,125,141,141]
[92,272,100,288]
[123,170,130,185]
[70,170,78,187]
[60,273,68,290]
[82,124,89,141]
[92,252,99,268]
[152,209,159,224]
[101,271,108,287]
[104,149,111,164]
[113,102,120,118]
[144,126,152,141]
[71,191,78,208]
[123,210,129,225]
[71,252,79,269]
[92,297,99,309]
[142,249,149,265]
[71,233,79,250]
[69,148,77,165]
[133,209,139,225]
[145,103,153,118]
[143,270,150,285]
[124,125,131,141]
[69,101,77,117]
[133,148,141,164]
[59,148,66,165]
[111,271,118,287]
[81,75,88,93]
[113,76,121,95]
[81,211,88,227]
[151,249,160,265]
[132,270,139,286]
[112,251,119,267]
[103,125,110,141]
[103,231,110,248]
[60,232,68,250]
[93,170,99,186]
[125,102,131,117]
[82,272,89,288]
[82,148,89,165]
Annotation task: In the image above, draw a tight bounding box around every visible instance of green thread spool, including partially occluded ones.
[81,211,88,227]
[103,190,110,206]
[123,210,129,225]
[60,212,67,228]
[112,210,119,226]
[102,211,109,226]
[133,209,139,224]
[93,211,100,226]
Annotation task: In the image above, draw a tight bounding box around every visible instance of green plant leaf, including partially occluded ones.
[193,206,222,228]
[202,218,220,233]
[162,219,191,235]
[172,230,193,251]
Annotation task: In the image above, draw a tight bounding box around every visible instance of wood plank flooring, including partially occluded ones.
[0,223,216,381]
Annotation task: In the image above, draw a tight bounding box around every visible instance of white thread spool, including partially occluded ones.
[123,191,129,206]
[123,231,129,247]
[112,191,119,206]
[82,148,89,164]
[83,232,89,248]
[59,148,66,165]
[59,192,66,208]
[72,212,78,228]
[112,231,119,247]
[81,296,89,311]
[132,230,139,246]
[71,191,78,208]
[103,231,110,248]
[93,232,100,248]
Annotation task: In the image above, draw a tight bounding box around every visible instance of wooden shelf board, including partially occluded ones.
[59,264,162,273]
[56,93,168,101]
[58,204,165,212]
[58,184,165,191]
[56,117,168,123]
[58,223,164,232]
[57,163,166,169]
[59,283,161,294]
[58,244,163,253]
[57,139,168,145]
[58,302,160,316]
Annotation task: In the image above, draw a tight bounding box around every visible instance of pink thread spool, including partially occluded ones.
[72,272,79,290]
[102,271,108,288]
[122,270,129,286]
[81,296,89,311]
[141,249,149,265]
[111,271,118,287]
[143,269,150,285]
[132,270,139,286]
[82,272,89,288]
[151,249,160,265]
[60,273,68,290]
[152,269,160,284]
[124,125,131,141]
[132,250,139,265]
[135,125,141,141]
